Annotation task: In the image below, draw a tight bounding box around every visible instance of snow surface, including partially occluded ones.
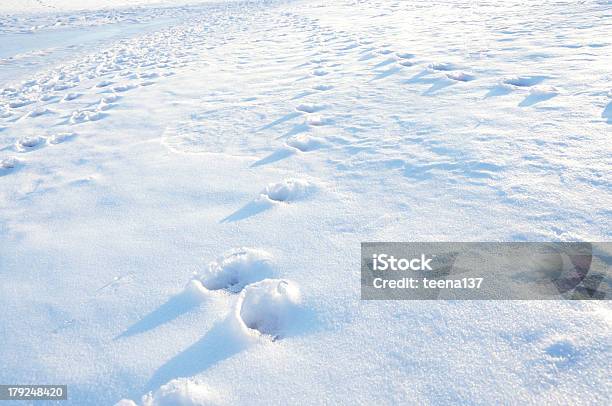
[0,0,611,404]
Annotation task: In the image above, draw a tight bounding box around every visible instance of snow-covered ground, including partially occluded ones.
[1,0,611,404]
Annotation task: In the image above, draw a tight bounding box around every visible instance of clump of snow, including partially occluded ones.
[261,179,314,202]
[286,134,325,152]
[236,279,301,338]
[141,378,219,406]
[192,248,275,293]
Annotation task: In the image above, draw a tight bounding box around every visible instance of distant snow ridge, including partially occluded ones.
[261,178,314,202]
[236,279,301,338]
[193,248,275,293]
[114,378,219,406]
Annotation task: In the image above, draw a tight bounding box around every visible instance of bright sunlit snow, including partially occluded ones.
[0,0,610,404]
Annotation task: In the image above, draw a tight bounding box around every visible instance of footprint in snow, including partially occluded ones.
[112,84,136,93]
[117,378,220,406]
[295,103,325,113]
[396,52,416,60]
[221,179,316,222]
[62,93,81,102]
[312,69,328,76]
[23,107,53,119]
[429,62,460,72]
[313,84,333,91]
[0,157,22,175]
[96,80,114,88]
[70,110,105,124]
[8,99,34,109]
[519,85,559,107]
[261,178,316,202]
[236,279,302,339]
[503,75,547,87]
[48,132,76,144]
[399,60,415,67]
[16,135,45,152]
[191,248,276,293]
[446,71,476,82]
[305,114,332,126]
[286,134,325,152]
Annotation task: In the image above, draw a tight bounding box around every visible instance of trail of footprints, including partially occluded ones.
[1,5,598,405]
[0,4,243,176]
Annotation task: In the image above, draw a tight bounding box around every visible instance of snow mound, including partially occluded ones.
[236,279,301,338]
[141,378,219,406]
[286,134,325,152]
[261,179,314,202]
[193,248,275,293]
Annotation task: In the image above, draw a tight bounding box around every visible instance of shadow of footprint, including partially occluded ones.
[116,289,203,339]
[251,148,295,167]
[145,317,250,392]
[221,199,273,223]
